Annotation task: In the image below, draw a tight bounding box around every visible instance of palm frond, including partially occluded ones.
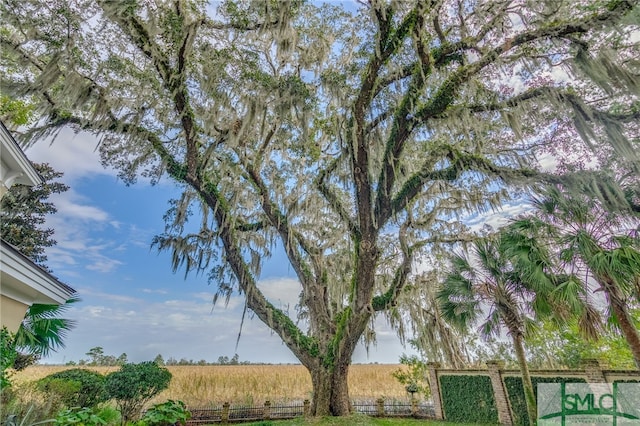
[14,297,80,357]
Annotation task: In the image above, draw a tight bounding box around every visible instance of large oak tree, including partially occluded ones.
[1,0,638,415]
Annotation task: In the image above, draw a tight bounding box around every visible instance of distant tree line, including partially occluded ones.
[63,347,261,366]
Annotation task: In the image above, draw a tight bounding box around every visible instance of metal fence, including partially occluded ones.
[184,398,435,424]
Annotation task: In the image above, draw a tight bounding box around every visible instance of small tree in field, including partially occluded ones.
[105,362,172,424]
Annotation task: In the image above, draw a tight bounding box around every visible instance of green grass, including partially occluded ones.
[242,415,490,425]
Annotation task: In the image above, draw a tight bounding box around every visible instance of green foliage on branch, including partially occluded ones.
[0,95,35,126]
[14,297,79,359]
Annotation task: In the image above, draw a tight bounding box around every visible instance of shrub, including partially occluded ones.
[38,368,107,408]
[135,400,191,426]
[105,361,172,423]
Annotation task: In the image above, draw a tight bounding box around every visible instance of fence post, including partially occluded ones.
[486,360,513,426]
[303,399,310,417]
[263,400,271,420]
[582,359,606,383]
[221,402,230,423]
[376,398,385,417]
[426,362,444,420]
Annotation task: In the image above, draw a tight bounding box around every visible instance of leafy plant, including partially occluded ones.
[134,400,191,426]
[53,407,107,426]
[391,355,430,399]
[105,362,172,423]
[38,368,108,408]
[14,297,79,360]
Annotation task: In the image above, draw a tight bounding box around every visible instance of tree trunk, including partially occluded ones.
[602,276,640,369]
[309,358,351,416]
[512,332,537,426]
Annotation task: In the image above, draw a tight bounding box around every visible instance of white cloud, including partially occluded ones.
[25,127,115,181]
[258,277,301,309]
[52,191,110,221]
[141,288,169,294]
[77,289,142,304]
[43,209,124,273]
[465,201,532,232]
[85,257,124,273]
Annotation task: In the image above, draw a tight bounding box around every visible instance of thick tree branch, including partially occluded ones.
[418,0,636,122]
[100,2,200,179]
[460,86,640,124]
[374,4,432,229]
[389,150,539,219]
[315,155,359,239]
[372,223,413,312]
[196,177,320,366]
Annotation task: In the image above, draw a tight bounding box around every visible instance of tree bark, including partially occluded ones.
[309,358,352,416]
[601,276,640,369]
[512,332,537,426]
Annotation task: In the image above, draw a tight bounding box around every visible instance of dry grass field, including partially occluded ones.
[12,364,410,407]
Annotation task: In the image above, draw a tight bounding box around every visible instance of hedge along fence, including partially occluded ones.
[438,375,498,423]
[427,359,640,426]
[504,376,586,426]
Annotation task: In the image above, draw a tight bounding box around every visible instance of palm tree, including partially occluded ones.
[533,184,640,368]
[437,230,553,426]
[13,297,79,360]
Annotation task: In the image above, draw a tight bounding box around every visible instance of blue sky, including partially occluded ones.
[25,126,419,365]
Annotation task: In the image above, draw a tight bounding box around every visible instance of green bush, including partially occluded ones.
[105,361,172,423]
[439,374,498,423]
[135,400,191,426]
[504,376,586,426]
[39,368,108,408]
